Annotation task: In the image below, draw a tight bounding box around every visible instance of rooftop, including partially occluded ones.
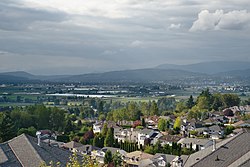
[0,134,71,167]
[184,128,250,167]
[191,129,250,167]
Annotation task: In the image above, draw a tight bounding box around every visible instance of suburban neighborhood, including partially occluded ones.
[1,100,250,166]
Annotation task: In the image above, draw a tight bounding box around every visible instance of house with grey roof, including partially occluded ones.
[158,135,182,146]
[137,129,162,147]
[233,119,250,128]
[62,141,83,152]
[177,138,213,151]
[91,147,127,164]
[75,144,101,155]
[0,134,71,167]
[114,128,139,143]
[150,153,176,167]
[124,151,154,167]
[208,125,224,139]
[183,128,250,167]
[189,128,250,167]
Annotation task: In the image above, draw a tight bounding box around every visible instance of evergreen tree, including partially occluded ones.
[158,118,166,131]
[173,117,181,132]
[186,95,195,109]
[104,150,113,165]
[104,128,114,147]
[141,118,146,127]
[0,113,16,142]
[101,123,108,136]
[150,101,158,116]
[113,152,122,167]
[64,119,74,134]
[190,143,193,152]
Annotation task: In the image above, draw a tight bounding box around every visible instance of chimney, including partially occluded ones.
[36,131,42,146]
[212,139,216,151]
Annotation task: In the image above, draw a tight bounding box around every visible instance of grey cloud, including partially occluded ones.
[0,1,67,31]
[0,0,250,74]
[190,10,250,31]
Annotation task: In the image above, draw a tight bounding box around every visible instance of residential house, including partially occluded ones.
[93,122,103,134]
[114,128,139,143]
[124,151,153,167]
[74,145,100,155]
[223,108,238,123]
[0,134,71,167]
[35,130,64,147]
[208,125,224,139]
[186,128,250,167]
[181,119,202,131]
[92,147,126,164]
[142,115,160,129]
[137,129,161,147]
[158,135,182,146]
[62,141,83,152]
[117,120,134,127]
[177,138,213,151]
[38,130,57,140]
[93,121,120,134]
[233,119,250,128]
[150,153,176,167]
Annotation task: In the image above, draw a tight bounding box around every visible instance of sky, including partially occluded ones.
[0,0,250,75]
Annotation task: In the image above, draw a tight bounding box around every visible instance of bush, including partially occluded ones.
[57,135,70,142]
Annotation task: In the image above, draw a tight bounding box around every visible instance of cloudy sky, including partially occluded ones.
[0,0,250,75]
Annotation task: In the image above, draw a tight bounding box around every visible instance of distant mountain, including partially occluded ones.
[0,74,29,83]
[0,71,72,82]
[61,68,205,82]
[0,71,36,79]
[156,61,250,74]
[1,64,250,83]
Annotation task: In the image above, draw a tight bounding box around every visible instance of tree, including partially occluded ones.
[150,101,158,116]
[224,125,234,135]
[102,123,108,136]
[173,117,181,131]
[158,118,166,131]
[98,114,106,121]
[97,100,104,112]
[64,119,74,134]
[141,118,146,127]
[93,134,104,148]
[175,101,188,113]
[196,89,213,111]
[196,96,210,111]
[17,126,36,137]
[222,94,240,108]
[113,152,122,167]
[104,128,114,147]
[144,145,154,154]
[154,141,162,153]
[0,113,16,142]
[163,144,171,154]
[141,102,150,116]
[186,95,195,109]
[34,105,51,129]
[49,107,65,131]
[128,102,141,121]
[81,130,94,144]
[40,153,98,167]
[211,93,224,111]
[104,150,113,165]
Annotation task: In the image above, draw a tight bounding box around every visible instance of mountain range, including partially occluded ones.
[0,61,249,83]
[156,61,250,74]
